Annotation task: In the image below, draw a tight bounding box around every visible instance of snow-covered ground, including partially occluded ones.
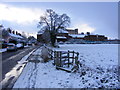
[13,44,119,88]
[0,48,7,53]
[54,44,118,69]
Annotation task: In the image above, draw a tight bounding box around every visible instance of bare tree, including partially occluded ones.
[0,25,4,39]
[42,29,51,44]
[16,31,18,35]
[86,32,90,35]
[7,28,12,33]
[81,32,84,35]
[0,25,10,39]
[38,9,70,47]
[22,31,27,38]
[12,30,15,34]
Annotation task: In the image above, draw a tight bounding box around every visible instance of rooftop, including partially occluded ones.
[37,30,44,35]
[58,29,68,34]
[9,33,23,39]
[56,36,67,39]
[69,34,86,38]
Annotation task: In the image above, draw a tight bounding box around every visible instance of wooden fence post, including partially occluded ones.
[52,50,54,59]
[77,52,79,59]
[76,52,79,63]
[60,51,62,67]
[72,51,74,63]
[54,51,56,65]
[75,56,78,64]
[56,52,59,66]
[56,51,61,67]
[50,50,53,59]
[68,50,70,67]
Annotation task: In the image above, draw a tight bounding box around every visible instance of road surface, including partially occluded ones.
[2,46,38,81]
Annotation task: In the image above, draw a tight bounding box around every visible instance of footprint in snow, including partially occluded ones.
[58,82,61,84]
[43,72,47,75]
[66,81,69,83]
[110,60,113,61]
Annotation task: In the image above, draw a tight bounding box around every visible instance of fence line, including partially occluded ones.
[44,45,79,70]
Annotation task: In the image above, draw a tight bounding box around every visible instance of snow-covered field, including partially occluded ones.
[13,44,119,88]
[54,44,118,69]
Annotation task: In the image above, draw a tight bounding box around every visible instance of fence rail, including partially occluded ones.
[54,50,79,68]
[44,45,79,72]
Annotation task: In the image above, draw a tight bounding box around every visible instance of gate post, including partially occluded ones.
[68,50,70,67]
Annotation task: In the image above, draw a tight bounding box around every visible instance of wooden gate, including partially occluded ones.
[44,46,79,72]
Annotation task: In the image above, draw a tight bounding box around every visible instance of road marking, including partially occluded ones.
[2,48,32,64]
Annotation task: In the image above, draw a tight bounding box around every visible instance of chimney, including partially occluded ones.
[75,28,78,34]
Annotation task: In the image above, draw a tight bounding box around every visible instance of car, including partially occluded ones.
[7,43,17,51]
[16,43,24,49]
[58,41,64,44]
[28,42,32,46]
[19,40,26,48]
[1,41,8,48]
[64,41,71,44]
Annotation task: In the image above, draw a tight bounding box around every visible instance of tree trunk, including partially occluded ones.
[50,32,56,47]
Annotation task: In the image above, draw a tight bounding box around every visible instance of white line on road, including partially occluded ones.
[2,48,30,64]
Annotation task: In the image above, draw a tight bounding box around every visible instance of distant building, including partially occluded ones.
[107,39,120,44]
[66,28,78,34]
[9,33,23,40]
[37,29,71,42]
[84,34,107,41]
[37,34,43,42]
[37,30,50,43]
[69,34,85,39]
[37,28,108,43]
[56,29,70,42]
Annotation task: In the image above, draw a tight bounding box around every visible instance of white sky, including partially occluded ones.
[0,3,45,38]
[0,3,44,24]
[0,1,118,39]
[0,3,96,37]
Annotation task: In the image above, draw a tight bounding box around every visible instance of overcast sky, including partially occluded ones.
[0,2,118,39]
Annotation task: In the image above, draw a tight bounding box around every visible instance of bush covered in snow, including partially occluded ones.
[41,46,50,62]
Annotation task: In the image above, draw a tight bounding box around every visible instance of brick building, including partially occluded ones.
[37,28,108,42]
[66,28,78,34]
[84,35,107,41]
[56,29,70,42]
